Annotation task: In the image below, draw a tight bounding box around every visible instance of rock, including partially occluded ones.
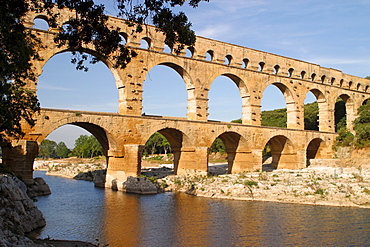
[123,176,161,194]
[0,174,46,246]
[24,177,52,199]
[93,170,106,188]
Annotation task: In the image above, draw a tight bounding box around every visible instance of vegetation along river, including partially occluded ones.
[32,171,370,246]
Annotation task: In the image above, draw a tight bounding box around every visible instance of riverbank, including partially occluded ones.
[161,166,370,208]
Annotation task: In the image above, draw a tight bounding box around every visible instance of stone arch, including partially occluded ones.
[263,135,297,170]
[335,94,355,131]
[258,61,265,71]
[305,88,330,131]
[33,48,123,113]
[38,121,119,159]
[362,98,370,105]
[262,82,298,129]
[142,61,194,118]
[224,55,233,65]
[33,15,50,30]
[242,58,249,69]
[288,68,294,78]
[213,131,252,173]
[34,46,123,89]
[306,138,325,167]
[274,65,280,75]
[140,37,151,49]
[185,47,196,58]
[300,71,306,79]
[143,127,193,174]
[208,73,250,124]
[206,50,214,61]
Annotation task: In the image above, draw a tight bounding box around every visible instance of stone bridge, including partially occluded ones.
[3,8,369,187]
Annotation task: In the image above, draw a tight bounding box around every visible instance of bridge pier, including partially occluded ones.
[228,151,257,173]
[175,147,209,175]
[2,140,38,180]
[105,145,144,190]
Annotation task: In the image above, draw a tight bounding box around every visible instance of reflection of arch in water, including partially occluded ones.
[264,135,296,170]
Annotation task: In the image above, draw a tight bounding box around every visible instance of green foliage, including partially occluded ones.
[335,99,346,131]
[334,126,354,147]
[73,135,103,158]
[304,102,319,130]
[261,108,287,128]
[0,1,42,144]
[39,139,72,159]
[55,141,71,158]
[231,119,242,124]
[353,100,370,148]
[39,139,57,159]
[144,132,171,155]
[210,138,226,154]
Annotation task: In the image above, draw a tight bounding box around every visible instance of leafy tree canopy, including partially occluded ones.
[0,0,207,145]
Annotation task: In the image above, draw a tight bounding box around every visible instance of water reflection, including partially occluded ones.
[34,171,370,246]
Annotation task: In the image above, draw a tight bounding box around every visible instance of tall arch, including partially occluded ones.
[335,94,355,131]
[36,51,118,113]
[208,73,252,124]
[305,89,331,132]
[142,62,193,118]
[262,82,298,129]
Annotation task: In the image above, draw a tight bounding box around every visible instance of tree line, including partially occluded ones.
[39,135,103,159]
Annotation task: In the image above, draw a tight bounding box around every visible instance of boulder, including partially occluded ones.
[93,169,106,188]
[123,176,161,194]
[24,177,51,199]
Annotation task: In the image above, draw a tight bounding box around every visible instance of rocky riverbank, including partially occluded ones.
[0,174,46,246]
[161,165,370,208]
[34,157,370,208]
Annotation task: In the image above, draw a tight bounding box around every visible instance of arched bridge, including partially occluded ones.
[4,8,369,187]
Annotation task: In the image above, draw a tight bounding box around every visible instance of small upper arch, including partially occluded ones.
[140,37,152,49]
[33,15,50,31]
[206,50,214,61]
[242,58,249,69]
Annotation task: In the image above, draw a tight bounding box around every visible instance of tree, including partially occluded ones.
[72,135,102,158]
[55,141,71,158]
[1,0,206,145]
[73,135,89,158]
[353,99,370,148]
[304,102,319,130]
[210,138,226,154]
[39,139,57,159]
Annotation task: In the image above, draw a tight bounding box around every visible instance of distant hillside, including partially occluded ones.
[232,102,319,130]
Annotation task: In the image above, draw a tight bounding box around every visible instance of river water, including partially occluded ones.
[33,171,370,246]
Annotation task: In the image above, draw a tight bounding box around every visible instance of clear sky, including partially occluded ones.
[34,0,370,148]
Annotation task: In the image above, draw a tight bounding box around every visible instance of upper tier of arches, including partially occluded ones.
[24,9,370,133]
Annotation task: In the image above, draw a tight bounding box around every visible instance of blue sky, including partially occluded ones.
[34,0,370,148]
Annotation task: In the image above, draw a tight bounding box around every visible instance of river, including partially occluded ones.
[32,171,370,246]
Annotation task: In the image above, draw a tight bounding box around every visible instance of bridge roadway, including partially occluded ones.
[4,108,335,189]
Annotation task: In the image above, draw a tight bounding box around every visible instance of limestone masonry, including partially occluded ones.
[3,7,369,190]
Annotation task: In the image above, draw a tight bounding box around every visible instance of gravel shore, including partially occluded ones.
[161,166,370,208]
